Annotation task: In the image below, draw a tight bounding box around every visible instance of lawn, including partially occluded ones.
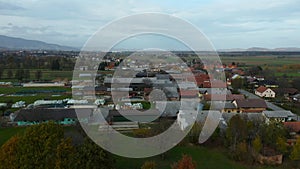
[114,145,284,169]
[0,127,26,146]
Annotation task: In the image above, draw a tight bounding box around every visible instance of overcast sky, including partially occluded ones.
[0,0,300,50]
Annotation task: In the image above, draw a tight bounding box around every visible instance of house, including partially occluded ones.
[284,122,300,134]
[232,99,267,113]
[255,86,276,98]
[13,108,93,126]
[203,94,245,102]
[283,122,300,146]
[273,88,298,98]
[291,94,300,102]
[106,109,161,123]
[180,90,199,98]
[255,80,278,88]
[262,111,296,123]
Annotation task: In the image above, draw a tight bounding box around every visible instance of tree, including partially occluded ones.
[188,122,202,144]
[231,78,245,89]
[75,138,115,169]
[35,70,42,81]
[259,122,288,149]
[24,69,30,80]
[171,154,196,169]
[14,69,24,81]
[252,136,262,154]
[225,115,248,151]
[0,68,3,79]
[7,70,13,79]
[55,138,76,169]
[141,161,156,169]
[290,137,300,161]
[0,135,20,169]
[16,122,65,169]
[276,137,288,154]
[51,59,60,70]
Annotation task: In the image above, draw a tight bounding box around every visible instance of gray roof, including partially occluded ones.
[263,111,296,118]
[155,101,181,117]
[163,87,179,98]
[14,108,93,122]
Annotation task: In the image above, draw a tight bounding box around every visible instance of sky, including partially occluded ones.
[0,0,300,50]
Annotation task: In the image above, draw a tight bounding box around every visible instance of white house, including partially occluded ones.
[255,86,276,98]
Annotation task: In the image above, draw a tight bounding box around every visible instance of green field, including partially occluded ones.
[0,87,72,105]
[114,145,284,169]
[220,56,300,66]
[1,69,73,81]
[0,127,26,146]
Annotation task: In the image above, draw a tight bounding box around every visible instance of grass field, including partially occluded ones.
[0,87,72,105]
[0,69,73,81]
[114,145,283,169]
[220,56,300,66]
[0,127,26,146]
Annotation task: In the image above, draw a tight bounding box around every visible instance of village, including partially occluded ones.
[0,52,299,165]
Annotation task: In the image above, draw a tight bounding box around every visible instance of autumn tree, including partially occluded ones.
[276,137,288,155]
[171,154,196,169]
[0,135,20,169]
[290,137,300,161]
[141,161,156,169]
[252,135,262,154]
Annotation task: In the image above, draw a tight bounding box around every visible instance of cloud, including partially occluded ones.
[0,0,300,49]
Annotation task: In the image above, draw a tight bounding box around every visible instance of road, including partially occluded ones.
[238,89,285,111]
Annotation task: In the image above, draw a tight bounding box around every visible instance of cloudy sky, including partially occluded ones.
[0,0,300,50]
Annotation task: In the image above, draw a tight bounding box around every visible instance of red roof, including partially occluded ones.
[180,90,198,97]
[284,122,300,133]
[203,80,227,88]
[256,86,268,93]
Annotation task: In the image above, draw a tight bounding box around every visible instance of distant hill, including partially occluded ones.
[0,35,78,51]
[218,47,300,52]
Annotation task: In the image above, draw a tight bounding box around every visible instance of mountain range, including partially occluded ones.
[1,35,300,52]
[0,35,78,51]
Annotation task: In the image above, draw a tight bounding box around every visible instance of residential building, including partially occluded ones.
[255,86,276,98]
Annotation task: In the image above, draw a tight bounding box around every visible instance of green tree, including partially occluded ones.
[35,70,42,81]
[51,59,60,70]
[231,78,245,89]
[24,69,30,80]
[0,68,3,79]
[15,69,24,81]
[76,138,115,169]
[7,70,13,79]
[225,115,248,151]
[259,121,288,149]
